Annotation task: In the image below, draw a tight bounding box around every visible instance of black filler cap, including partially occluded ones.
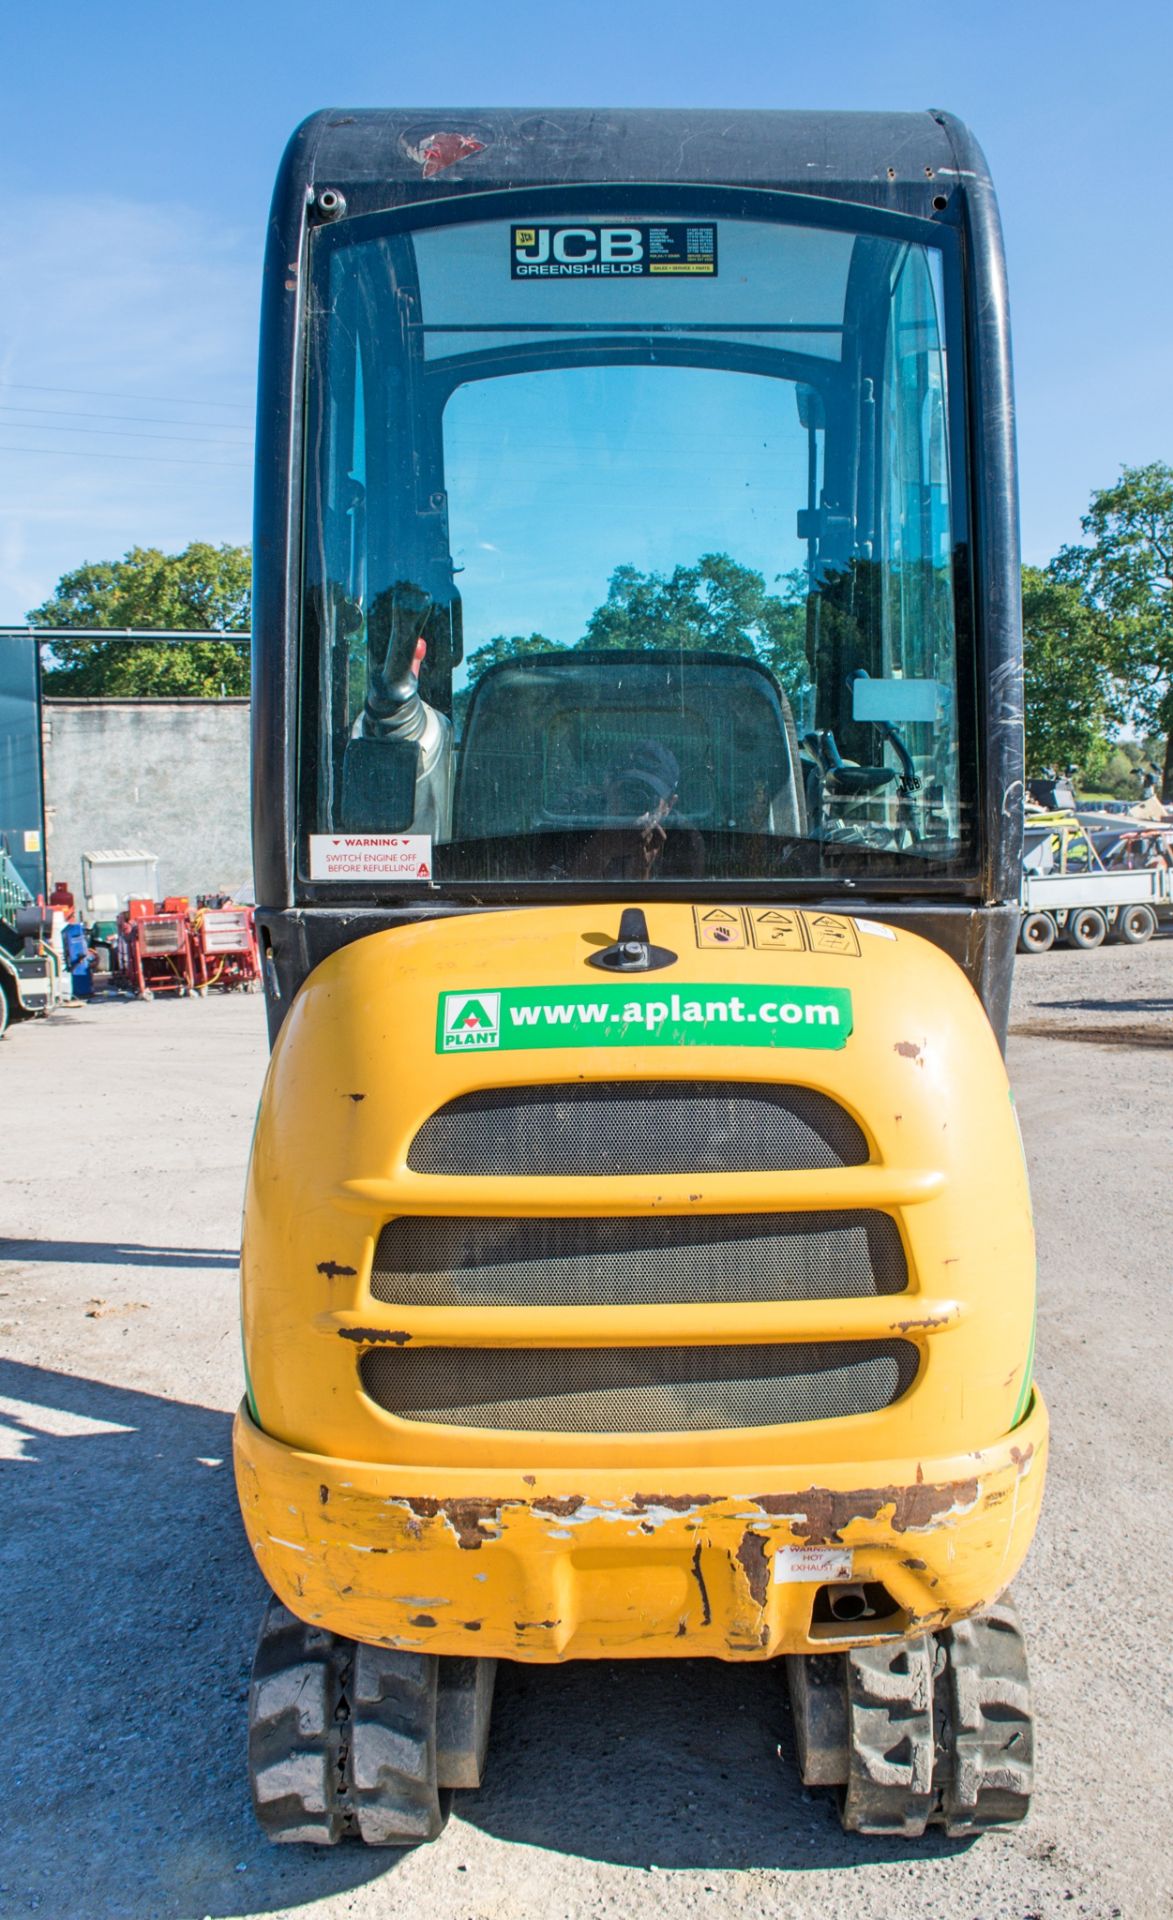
[587,907,677,974]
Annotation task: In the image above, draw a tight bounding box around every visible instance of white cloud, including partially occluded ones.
[0,193,258,621]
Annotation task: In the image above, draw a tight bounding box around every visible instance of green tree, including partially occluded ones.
[1080,736,1155,800]
[1021,565,1114,776]
[1051,463,1173,797]
[29,542,251,696]
[582,553,810,705]
[454,630,559,729]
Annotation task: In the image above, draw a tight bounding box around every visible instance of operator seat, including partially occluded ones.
[452,649,806,844]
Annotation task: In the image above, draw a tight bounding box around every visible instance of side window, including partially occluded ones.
[878,246,959,823]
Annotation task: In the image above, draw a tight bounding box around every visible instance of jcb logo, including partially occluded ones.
[440,991,501,1050]
[512,225,644,276]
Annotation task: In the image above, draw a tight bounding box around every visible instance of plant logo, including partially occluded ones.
[440,991,501,1051]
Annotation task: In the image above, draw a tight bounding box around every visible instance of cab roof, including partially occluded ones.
[284,108,986,218]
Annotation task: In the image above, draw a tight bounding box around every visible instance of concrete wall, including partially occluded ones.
[43,699,251,903]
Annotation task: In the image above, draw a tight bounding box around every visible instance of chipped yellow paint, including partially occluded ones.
[234,1395,1047,1658]
[235,903,1046,1653]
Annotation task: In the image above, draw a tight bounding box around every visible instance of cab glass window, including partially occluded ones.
[300,201,972,889]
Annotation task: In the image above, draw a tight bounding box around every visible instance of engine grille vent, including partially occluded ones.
[359,1339,918,1433]
[407,1082,868,1177]
[371,1210,906,1308]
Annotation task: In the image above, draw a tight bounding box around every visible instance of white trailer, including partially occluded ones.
[1019,865,1169,952]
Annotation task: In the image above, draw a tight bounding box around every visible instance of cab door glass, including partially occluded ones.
[300,206,973,887]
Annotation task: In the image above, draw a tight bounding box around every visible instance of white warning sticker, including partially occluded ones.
[855,918,897,940]
[772,1545,854,1584]
[309,834,433,881]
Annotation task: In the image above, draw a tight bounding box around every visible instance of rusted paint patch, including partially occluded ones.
[408,1613,437,1628]
[515,1619,559,1631]
[690,1543,712,1626]
[318,1483,329,1505]
[751,1478,980,1542]
[340,1327,411,1345]
[894,1040,922,1060]
[404,1498,504,1550]
[532,1495,584,1520]
[900,1557,928,1570]
[736,1531,770,1608]
[346,1093,366,1103]
[462,1620,483,1631]
[631,1492,719,1514]
[894,1312,952,1332]
[317,1260,357,1279]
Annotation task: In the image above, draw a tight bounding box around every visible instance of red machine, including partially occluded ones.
[117,897,196,1000]
[191,903,261,993]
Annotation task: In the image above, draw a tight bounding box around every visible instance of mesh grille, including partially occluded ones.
[407,1082,868,1177]
[371,1210,906,1307]
[140,922,183,954]
[359,1340,918,1433]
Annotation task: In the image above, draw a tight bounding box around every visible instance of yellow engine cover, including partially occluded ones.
[235,904,1045,1660]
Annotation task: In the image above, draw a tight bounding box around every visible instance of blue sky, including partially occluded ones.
[2,0,1170,622]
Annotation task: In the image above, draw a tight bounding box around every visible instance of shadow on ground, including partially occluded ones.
[1008,1020,1172,1049]
[1035,995,1173,1015]
[0,1238,240,1270]
[0,1360,959,1918]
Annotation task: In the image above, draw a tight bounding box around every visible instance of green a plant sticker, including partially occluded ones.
[440,990,502,1050]
[437,983,852,1053]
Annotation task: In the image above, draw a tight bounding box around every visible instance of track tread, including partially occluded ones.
[346,1645,445,1844]
[936,1598,1034,1837]
[841,1638,936,1835]
[247,1603,463,1847]
[248,1600,349,1845]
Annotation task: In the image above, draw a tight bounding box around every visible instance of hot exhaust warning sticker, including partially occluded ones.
[437,984,852,1053]
[773,1546,854,1584]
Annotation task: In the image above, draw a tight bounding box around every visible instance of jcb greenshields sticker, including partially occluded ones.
[437,984,852,1053]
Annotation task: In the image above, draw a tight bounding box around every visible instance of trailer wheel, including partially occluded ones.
[1018,912,1056,954]
[1114,902,1157,945]
[1065,906,1107,949]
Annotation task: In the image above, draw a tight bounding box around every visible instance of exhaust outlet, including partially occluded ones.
[826,1584,874,1622]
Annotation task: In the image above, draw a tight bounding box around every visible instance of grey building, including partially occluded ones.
[43,697,251,903]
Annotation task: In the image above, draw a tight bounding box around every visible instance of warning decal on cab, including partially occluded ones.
[308,834,432,881]
[692,906,746,949]
[748,909,806,953]
[691,907,863,956]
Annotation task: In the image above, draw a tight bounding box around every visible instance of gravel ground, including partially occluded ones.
[0,932,1170,1920]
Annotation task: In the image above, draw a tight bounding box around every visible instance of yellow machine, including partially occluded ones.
[238,109,1045,1842]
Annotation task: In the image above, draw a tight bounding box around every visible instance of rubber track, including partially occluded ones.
[936,1599,1034,1836]
[346,1645,445,1844]
[247,1600,446,1846]
[840,1637,936,1835]
[248,1600,350,1844]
